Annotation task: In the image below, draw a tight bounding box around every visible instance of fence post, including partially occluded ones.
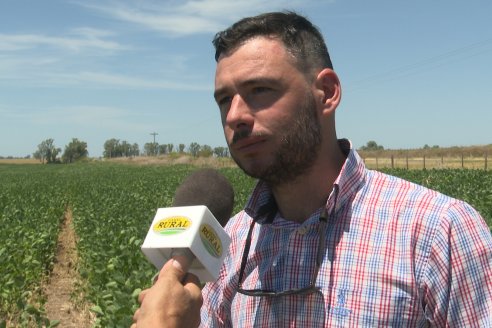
[376,156,379,170]
[391,155,394,169]
[406,154,409,170]
[461,153,464,169]
[423,155,426,170]
[486,152,488,171]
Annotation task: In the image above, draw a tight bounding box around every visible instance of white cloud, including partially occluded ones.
[179,0,305,18]
[74,0,329,37]
[0,29,125,52]
[0,63,210,90]
[0,0,337,90]
[1,104,151,132]
[0,43,209,90]
[0,55,59,70]
[73,71,210,91]
[70,27,116,39]
[74,1,220,36]
[109,6,221,36]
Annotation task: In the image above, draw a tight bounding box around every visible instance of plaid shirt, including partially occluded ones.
[201,140,492,327]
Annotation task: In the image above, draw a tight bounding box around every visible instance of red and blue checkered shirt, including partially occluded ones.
[200,140,492,327]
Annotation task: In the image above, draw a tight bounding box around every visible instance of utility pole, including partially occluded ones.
[150,132,158,156]
[150,132,158,144]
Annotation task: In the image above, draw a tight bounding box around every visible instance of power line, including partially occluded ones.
[345,37,492,93]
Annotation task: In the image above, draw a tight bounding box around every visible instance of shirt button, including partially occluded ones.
[297,226,309,235]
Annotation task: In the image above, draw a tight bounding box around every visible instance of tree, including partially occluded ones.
[189,142,200,157]
[360,140,384,151]
[33,150,43,163]
[62,138,88,163]
[103,139,139,158]
[144,142,158,156]
[158,144,168,155]
[199,144,213,157]
[34,138,61,164]
[120,140,132,157]
[178,144,186,153]
[213,146,229,157]
[131,143,140,157]
[167,144,174,153]
[103,138,121,158]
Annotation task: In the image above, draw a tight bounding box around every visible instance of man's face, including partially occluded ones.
[214,37,322,186]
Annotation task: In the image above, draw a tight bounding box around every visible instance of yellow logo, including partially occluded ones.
[153,216,191,235]
[199,224,222,258]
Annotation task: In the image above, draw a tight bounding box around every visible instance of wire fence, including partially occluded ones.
[361,153,489,170]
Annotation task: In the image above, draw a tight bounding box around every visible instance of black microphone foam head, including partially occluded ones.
[172,168,234,227]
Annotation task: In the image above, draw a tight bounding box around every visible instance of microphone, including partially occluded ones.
[172,168,234,226]
[141,168,234,282]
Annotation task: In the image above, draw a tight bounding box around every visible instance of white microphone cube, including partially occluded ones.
[141,205,231,282]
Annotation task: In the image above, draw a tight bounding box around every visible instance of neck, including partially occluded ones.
[270,140,346,223]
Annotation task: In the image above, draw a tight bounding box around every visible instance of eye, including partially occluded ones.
[218,95,232,106]
[252,86,271,94]
[217,96,232,112]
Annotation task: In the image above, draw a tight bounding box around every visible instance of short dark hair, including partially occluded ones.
[212,11,333,75]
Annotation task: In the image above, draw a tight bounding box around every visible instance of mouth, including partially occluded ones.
[230,134,267,153]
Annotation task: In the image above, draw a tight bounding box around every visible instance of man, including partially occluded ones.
[133,11,492,327]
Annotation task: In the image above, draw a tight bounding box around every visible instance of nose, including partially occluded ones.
[225,94,254,131]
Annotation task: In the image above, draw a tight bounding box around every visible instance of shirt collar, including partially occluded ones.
[331,139,366,215]
[244,139,367,224]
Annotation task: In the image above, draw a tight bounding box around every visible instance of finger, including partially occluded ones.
[156,258,188,284]
[132,308,140,324]
[182,271,200,286]
[152,271,159,284]
[169,249,193,273]
[183,272,203,303]
[138,289,149,304]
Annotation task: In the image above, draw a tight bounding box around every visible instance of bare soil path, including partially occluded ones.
[44,208,94,327]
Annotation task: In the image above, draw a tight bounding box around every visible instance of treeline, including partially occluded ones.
[33,138,88,164]
[104,139,229,158]
[31,138,230,164]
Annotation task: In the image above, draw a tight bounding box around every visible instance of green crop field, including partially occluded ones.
[0,163,490,327]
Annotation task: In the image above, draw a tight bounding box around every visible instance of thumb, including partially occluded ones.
[157,256,189,283]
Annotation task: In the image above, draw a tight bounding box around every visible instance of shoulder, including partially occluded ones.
[363,169,465,211]
[358,169,489,238]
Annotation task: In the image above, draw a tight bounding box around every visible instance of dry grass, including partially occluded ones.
[0,158,40,164]
[362,156,488,170]
[359,144,491,170]
[105,154,238,168]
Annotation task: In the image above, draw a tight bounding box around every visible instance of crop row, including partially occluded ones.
[0,165,68,327]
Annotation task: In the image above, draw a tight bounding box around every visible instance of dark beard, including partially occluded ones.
[231,94,322,187]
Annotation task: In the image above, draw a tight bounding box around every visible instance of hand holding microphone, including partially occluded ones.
[132,257,203,328]
[141,168,234,281]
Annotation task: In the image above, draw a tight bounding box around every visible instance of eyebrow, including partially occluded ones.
[213,87,228,103]
[214,77,282,102]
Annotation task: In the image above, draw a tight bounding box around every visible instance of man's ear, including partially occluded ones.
[314,68,341,115]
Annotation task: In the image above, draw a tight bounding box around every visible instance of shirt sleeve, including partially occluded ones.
[422,200,492,326]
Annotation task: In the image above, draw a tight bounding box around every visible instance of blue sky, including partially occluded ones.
[1,0,491,158]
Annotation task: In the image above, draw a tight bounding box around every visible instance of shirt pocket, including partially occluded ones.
[327,287,418,327]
